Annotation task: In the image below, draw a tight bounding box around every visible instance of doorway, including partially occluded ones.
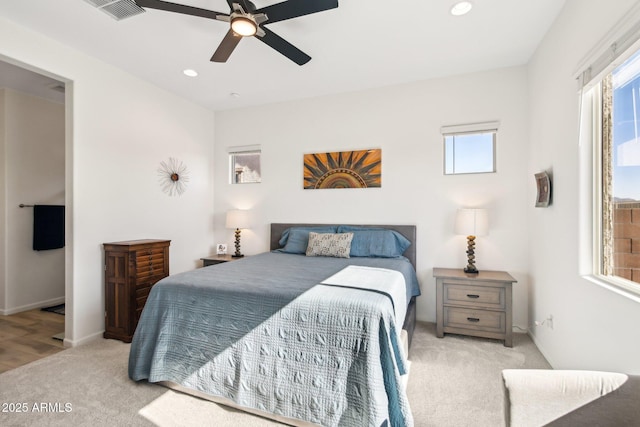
[0,58,69,347]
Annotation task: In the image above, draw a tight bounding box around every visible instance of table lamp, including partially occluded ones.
[225,209,250,257]
[454,208,488,274]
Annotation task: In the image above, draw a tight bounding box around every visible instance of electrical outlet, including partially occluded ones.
[534,315,554,329]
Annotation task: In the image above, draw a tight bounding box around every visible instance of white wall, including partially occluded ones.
[528,0,640,374]
[215,67,531,327]
[1,89,65,314]
[0,17,216,345]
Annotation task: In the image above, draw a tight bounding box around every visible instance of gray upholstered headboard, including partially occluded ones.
[270,223,417,269]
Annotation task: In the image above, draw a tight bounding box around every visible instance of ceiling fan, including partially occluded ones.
[134,0,339,65]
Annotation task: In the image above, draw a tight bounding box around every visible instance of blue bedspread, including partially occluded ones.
[129,252,418,426]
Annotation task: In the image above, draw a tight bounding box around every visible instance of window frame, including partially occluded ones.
[579,54,640,302]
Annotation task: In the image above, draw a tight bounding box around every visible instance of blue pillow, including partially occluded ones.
[277,226,339,254]
[336,226,411,258]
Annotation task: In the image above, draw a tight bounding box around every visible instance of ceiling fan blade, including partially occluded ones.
[256,0,338,24]
[211,30,243,62]
[257,27,311,65]
[135,0,228,21]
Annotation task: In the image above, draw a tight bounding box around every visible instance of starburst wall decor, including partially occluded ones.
[158,157,189,196]
[303,149,381,189]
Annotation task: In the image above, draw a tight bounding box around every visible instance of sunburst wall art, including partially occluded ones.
[158,157,190,196]
[303,149,382,190]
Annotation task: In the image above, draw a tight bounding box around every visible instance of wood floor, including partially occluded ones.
[0,308,65,374]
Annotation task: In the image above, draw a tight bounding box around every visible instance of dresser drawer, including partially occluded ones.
[135,282,153,298]
[443,283,505,309]
[443,306,506,334]
[136,252,166,280]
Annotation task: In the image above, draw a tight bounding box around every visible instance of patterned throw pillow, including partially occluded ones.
[306,232,354,258]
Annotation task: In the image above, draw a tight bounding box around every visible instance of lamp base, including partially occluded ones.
[463,235,479,274]
[233,228,243,258]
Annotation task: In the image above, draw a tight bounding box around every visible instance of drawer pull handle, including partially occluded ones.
[467,317,480,323]
[466,294,480,299]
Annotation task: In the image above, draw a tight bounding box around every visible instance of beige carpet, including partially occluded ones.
[0,322,550,426]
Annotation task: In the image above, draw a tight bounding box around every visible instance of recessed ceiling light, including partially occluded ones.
[183,69,198,77]
[451,1,473,16]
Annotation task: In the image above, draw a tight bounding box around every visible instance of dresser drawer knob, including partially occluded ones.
[467,317,480,323]
[466,294,480,299]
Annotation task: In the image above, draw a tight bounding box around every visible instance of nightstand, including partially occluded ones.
[200,254,240,267]
[433,267,517,347]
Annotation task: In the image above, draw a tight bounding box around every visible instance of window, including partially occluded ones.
[441,122,498,175]
[228,145,261,184]
[601,52,640,284]
[578,19,640,298]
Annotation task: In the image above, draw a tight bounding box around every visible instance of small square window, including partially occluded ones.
[441,122,498,175]
[229,149,261,184]
[444,132,496,174]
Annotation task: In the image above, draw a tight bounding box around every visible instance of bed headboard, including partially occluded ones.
[270,223,417,270]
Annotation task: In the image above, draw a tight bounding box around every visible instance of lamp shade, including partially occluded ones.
[454,208,488,236]
[225,209,251,229]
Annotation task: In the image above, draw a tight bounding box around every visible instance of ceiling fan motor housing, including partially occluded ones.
[230,2,268,37]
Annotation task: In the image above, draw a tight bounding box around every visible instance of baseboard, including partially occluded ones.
[63,330,103,348]
[527,330,556,368]
[512,324,530,334]
[0,296,65,316]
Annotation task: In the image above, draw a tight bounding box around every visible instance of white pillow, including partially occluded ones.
[306,232,353,258]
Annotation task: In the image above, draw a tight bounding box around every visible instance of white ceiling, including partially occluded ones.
[0,0,566,111]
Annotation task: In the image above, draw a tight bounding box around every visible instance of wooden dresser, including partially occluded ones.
[434,267,517,347]
[103,239,170,342]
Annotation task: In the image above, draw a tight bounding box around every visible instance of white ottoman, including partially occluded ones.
[501,369,637,426]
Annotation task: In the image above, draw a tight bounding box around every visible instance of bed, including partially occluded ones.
[129,223,421,426]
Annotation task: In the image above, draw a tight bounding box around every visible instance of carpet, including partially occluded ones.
[41,303,65,315]
[0,322,551,426]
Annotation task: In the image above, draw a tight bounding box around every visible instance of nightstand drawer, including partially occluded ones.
[444,306,505,333]
[444,283,505,309]
[201,254,239,267]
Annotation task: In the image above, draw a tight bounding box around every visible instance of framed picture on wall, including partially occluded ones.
[535,172,552,207]
[303,149,382,189]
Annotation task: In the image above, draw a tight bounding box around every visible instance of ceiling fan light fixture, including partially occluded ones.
[450,1,473,16]
[231,16,257,37]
